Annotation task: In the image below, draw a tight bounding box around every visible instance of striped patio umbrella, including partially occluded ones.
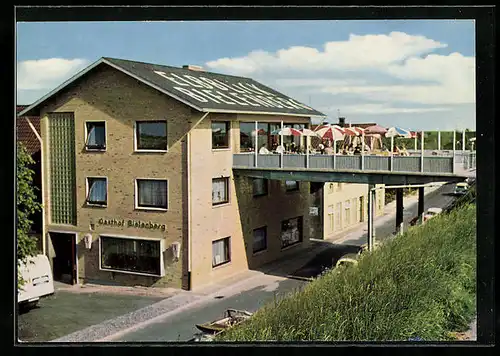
[385,127,412,138]
[300,128,321,137]
[314,124,345,140]
[364,124,388,135]
[344,126,364,136]
[271,127,303,136]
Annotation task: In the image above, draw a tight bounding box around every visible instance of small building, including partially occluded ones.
[322,182,385,239]
[18,57,326,290]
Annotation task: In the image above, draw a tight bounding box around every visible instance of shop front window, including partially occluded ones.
[100,236,161,276]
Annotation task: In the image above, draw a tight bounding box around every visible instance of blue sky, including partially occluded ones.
[16,20,476,130]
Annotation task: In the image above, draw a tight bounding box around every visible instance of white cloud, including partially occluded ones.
[206,31,475,130]
[17,58,90,90]
[322,103,451,115]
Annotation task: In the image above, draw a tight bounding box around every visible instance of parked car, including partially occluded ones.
[423,207,443,222]
[411,207,443,226]
[335,242,381,269]
[454,182,469,196]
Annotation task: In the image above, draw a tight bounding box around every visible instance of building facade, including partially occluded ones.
[322,182,385,239]
[18,57,325,290]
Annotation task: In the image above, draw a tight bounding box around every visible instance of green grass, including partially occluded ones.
[217,203,476,342]
[17,291,164,342]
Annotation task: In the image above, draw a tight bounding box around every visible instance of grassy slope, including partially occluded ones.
[217,203,476,341]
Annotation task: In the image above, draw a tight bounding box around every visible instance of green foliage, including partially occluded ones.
[216,204,476,342]
[384,188,416,205]
[17,142,42,289]
[381,131,476,151]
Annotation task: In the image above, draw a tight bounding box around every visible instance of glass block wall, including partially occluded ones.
[48,112,77,225]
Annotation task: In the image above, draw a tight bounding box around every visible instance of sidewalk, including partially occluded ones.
[54,182,447,342]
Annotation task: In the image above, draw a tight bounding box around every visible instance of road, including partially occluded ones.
[340,181,459,247]
[111,183,459,342]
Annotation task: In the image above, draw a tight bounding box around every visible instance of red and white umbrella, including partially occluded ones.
[344,127,365,136]
[314,124,345,140]
[272,127,303,136]
[300,128,321,137]
[364,124,388,135]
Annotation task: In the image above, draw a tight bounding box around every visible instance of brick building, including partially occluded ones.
[18,57,328,290]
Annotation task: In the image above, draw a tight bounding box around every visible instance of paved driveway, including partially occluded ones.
[17,286,167,342]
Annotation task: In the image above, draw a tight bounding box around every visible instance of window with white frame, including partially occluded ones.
[253,178,268,196]
[335,202,342,230]
[136,121,167,151]
[100,236,162,276]
[212,237,231,267]
[351,198,358,223]
[285,180,299,191]
[212,177,229,205]
[85,122,106,150]
[86,177,107,206]
[136,179,168,209]
[344,200,351,226]
[328,204,335,232]
[281,216,303,249]
[253,226,267,253]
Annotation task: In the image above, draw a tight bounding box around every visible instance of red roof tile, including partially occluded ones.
[16,115,41,156]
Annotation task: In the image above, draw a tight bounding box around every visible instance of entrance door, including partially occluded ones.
[359,196,365,222]
[50,232,77,285]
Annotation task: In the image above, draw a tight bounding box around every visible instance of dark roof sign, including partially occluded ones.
[19,57,326,118]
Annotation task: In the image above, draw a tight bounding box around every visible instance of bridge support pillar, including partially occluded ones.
[418,186,425,224]
[367,184,375,251]
[395,188,404,234]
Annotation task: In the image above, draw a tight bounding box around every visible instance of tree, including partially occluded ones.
[17,142,41,289]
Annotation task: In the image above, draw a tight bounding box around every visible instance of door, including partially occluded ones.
[50,232,77,285]
[359,196,365,222]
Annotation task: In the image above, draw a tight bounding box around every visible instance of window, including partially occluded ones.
[335,202,342,230]
[136,121,167,151]
[253,178,268,196]
[352,198,358,223]
[86,177,107,206]
[136,179,168,209]
[253,227,267,253]
[285,180,299,191]
[85,122,106,150]
[100,236,162,276]
[344,200,351,226]
[328,204,335,232]
[281,216,303,249]
[359,196,365,222]
[212,237,231,267]
[212,121,230,149]
[212,177,229,205]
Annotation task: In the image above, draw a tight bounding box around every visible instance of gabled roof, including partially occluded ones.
[18,57,326,118]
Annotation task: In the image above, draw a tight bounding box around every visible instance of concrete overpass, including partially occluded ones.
[233,152,475,185]
[232,151,476,251]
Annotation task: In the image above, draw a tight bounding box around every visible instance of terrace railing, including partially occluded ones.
[233,153,465,174]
